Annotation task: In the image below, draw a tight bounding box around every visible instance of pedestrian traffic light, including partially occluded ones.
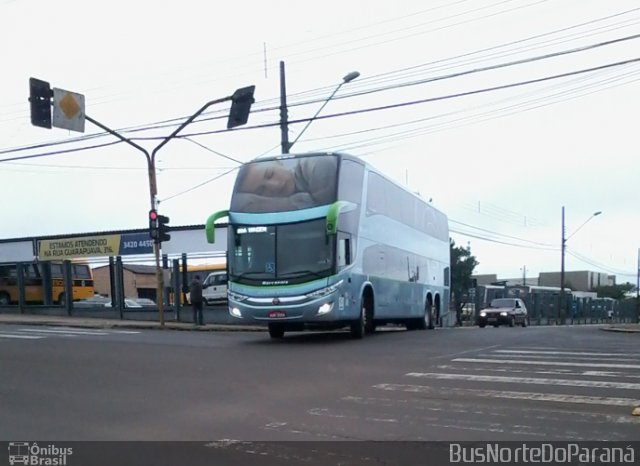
[29,77,53,129]
[157,214,171,243]
[227,85,255,129]
[149,209,159,241]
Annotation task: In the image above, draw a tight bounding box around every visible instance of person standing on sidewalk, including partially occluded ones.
[190,275,204,326]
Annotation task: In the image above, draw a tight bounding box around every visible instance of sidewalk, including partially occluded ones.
[0,312,265,332]
[599,322,640,334]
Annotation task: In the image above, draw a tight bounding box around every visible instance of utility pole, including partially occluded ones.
[559,206,566,324]
[279,61,290,154]
[522,265,527,286]
[559,207,602,325]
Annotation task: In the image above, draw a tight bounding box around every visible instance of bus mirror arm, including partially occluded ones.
[326,201,357,235]
[205,210,229,244]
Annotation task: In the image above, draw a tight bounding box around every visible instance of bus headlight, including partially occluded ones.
[307,280,343,299]
[228,290,248,302]
[230,307,242,318]
[500,311,508,316]
[479,311,486,317]
[317,302,334,316]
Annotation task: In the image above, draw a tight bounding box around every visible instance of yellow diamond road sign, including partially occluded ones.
[53,88,85,133]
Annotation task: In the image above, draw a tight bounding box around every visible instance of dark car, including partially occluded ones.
[478,298,528,328]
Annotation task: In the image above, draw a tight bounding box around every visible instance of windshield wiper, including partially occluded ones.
[278,269,331,279]
[231,271,268,280]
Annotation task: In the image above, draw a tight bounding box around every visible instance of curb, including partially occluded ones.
[599,325,640,334]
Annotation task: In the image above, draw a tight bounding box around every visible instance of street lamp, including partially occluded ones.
[559,207,602,323]
[284,70,360,153]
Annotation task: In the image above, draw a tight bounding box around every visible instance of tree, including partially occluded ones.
[450,239,479,326]
[593,283,636,300]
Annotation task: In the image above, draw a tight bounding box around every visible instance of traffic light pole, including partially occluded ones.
[85,115,166,324]
[83,87,254,327]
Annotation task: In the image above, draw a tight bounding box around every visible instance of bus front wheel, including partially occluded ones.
[350,298,372,339]
[0,292,10,306]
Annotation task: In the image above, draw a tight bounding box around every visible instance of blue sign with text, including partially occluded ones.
[119,233,154,255]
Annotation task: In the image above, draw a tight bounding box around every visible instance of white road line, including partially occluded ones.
[436,364,640,379]
[494,350,637,357]
[478,353,640,362]
[343,395,639,425]
[452,357,640,370]
[373,384,640,407]
[52,327,141,334]
[0,333,44,339]
[432,344,502,360]
[17,328,109,336]
[406,372,640,390]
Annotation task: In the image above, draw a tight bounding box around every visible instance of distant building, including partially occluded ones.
[471,270,615,293]
[472,274,498,286]
[92,264,157,300]
[499,277,539,287]
[538,271,615,292]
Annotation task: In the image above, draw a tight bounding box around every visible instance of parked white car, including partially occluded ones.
[202,270,228,304]
[104,298,143,309]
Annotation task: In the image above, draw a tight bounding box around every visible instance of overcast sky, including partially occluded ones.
[1,0,638,284]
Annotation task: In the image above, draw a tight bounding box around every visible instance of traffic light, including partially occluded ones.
[157,214,171,243]
[149,210,171,243]
[227,85,255,129]
[149,209,159,241]
[29,77,52,129]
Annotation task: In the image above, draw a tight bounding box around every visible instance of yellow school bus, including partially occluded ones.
[0,261,94,305]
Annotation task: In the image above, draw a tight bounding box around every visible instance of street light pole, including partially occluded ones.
[281,67,360,153]
[559,207,602,324]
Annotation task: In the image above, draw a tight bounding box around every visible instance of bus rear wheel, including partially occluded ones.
[268,323,285,339]
[57,293,66,305]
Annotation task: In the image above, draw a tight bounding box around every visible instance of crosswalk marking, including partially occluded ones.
[51,327,141,335]
[0,333,44,340]
[477,353,640,363]
[17,328,109,336]
[373,383,640,408]
[0,327,142,340]
[405,372,640,390]
[435,364,640,379]
[452,357,640,370]
[494,350,637,357]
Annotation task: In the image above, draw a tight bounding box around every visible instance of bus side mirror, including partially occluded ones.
[205,210,229,244]
[326,201,357,235]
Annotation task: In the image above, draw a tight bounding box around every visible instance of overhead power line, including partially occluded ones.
[3,54,638,165]
[3,29,639,159]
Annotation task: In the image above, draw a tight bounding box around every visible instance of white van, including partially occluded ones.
[202,270,228,304]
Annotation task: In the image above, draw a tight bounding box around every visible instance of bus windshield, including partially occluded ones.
[230,154,338,213]
[230,219,334,284]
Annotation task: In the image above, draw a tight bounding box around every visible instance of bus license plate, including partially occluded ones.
[268,311,286,318]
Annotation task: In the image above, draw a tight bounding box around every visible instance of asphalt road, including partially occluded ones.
[1,323,638,444]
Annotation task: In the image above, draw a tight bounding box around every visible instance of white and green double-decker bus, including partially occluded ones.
[205,152,450,339]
